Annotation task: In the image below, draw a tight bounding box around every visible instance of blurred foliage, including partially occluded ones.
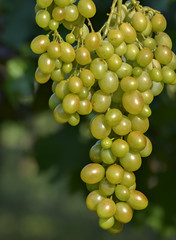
[0,0,176,239]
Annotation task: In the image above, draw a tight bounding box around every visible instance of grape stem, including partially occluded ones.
[117,0,123,25]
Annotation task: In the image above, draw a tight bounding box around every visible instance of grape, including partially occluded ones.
[99,178,115,196]
[107,54,122,72]
[47,41,61,59]
[76,47,91,65]
[141,89,154,105]
[99,217,115,230]
[37,0,53,8]
[115,184,130,201]
[162,66,176,84]
[151,81,164,96]
[97,198,116,218]
[131,12,147,32]
[96,41,114,60]
[80,69,95,88]
[49,19,59,31]
[116,62,132,79]
[51,69,64,82]
[62,93,80,114]
[68,76,83,94]
[115,42,127,56]
[81,163,105,184]
[78,0,96,19]
[55,80,69,100]
[78,87,90,100]
[120,76,138,92]
[66,33,76,44]
[53,104,70,123]
[107,30,125,48]
[167,52,176,70]
[137,71,152,92]
[120,23,137,44]
[86,182,99,192]
[64,4,79,22]
[154,45,172,65]
[31,35,50,54]
[60,42,75,63]
[91,90,111,113]
[151,13,167,32]
[54,0,70,7]
[128,114,149,133]
[111,139,129,158]
[125,44,139,61]
[68,112,80,126]
[101,138,112,149]
[105,108,122,127]
[62,63,73,74]
[100,148,116,165]
[38,53,56,74]
[48,93,61,110]
[89,141,102,163]
[142,16,152,36]
[140,136,152,157]
[127,131,146,151]
[77,99,92,115]
[52,7,65,21]
[120,170,136,188]
[112,115,131,136]
[149,68,163,82]
[36,10,50,28]
[137,48,153,67]
[155,32,172,49]
[85,32,100,51]
[143,37,156,51]
[127,190,148,210]
[86,190,105,211]
[90,58,108,79]
[106,164,124,185]
[35,67,50,84]
[98,71,119,94]
[108,220,123,234]
[120,151,142,172]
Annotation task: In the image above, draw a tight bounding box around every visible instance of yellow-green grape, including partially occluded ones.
[77,99,92,115]
[99,178,115,196]
[115,184,130,201]
[89,141,102,163]
[55,80,69,100]
[38,53,56,73]
[120,23,137,44]
[90,58,108,79]
[68,76,83,94]
[54,0,70,7]
[149,68,163,82]
[62,14,84,30]
[97,198,116,218]
[137,71,152,92]
[143,37,157,51]
[52,7,65,21]
[140,136,152,157]
[91,90,111,113]
[151,13,167,32]
[141,16,152,36]
[112,115,131,136]
[48,93,61,110]
[155,32,172,49]
[120,151,142,172]
[36,10,50,28]
[35,67,50,84]
[90,114,111,140]
[122,90,144,115]
[108,220,123,234]
[66,33,76,44]
[85,32,100,51]
[68,112,80,126]
[131,12,147,32]
[128,114,149,133]
[78,0,96,18]
[139,105,152,118]
[167,52,176,70]
[37,0,53,8]
[121,170,136,188]
[62,63,72,73]
[76,47,91,65]
[162,66,176,84]
[80,163,105,184]
[115,42,127,56]
[100,149,117,165]
[132,66,143,77]
[64,4,79,22]
[105,108,122,127]
[106,164,124,185]
[127,131,146,151]
[86,190,105,211]
[114,202,133,223]
[49,19,59,30]
[107,54,122,72]
[137,48,153,67]
[60,42,75,63]
[99,217,115,230]
[86,182,99,192]
[112,86,124,104]
[62,93,80,114]
[151,81,164,96]
[125,43,139,61]
[80,69,95,88]
[116,63,132,79]
[101,137,112,149]
[53,104,70,123]
[120,76,138,92]
[55,59,62,69]
[107,29,125,48]
[31,35,50,54]
[47,41,61,59]
[127,190,148,210]
[129,182,136,191]
[141,89,154,105]
[98,71,119,94]
[96,41,114,60]
[78,87,90,100]
[111,139,129,158]
[51,69,64,82]
[154,45,172,65]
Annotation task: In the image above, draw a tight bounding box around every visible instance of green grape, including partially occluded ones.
[60,42,75,63]
[49,19,59,30]
[81,163,105,184]
[78,0,96,18]
[101,138,112,149]
[131,12,147,32]
[98,71,119,94]
[64,4,79,22]
[120,76,138,92]
[76,47,91,65]
[86,190,105,211]
[55,59,62,69]
[63,15,84,30]
[120,23,137,44]
[107,54,122,72]
[31,35,50,54]
[114,202,133,223]
[52,81,58,92]
[115,184,130,201]
[77,99,92,115]
[132,66,143,77]
[137,71,152,92]
[90,58,108,79]
[52,7,65,21]
[55,80,69,100]
[139,105,152,118]
[115,42,127,56]
[38,53,56,73]
[62,93,80,114]
[99,217,115,230]
[90,114,111,140]
[68,112,80,126]
[127,190,148,210]
[125,43,139,61]
[122,90,144,115]
[128,114,149,133]
[111,139,129,158]
[149,68,163,82]
[116,63,132,79]
[66,33,76,44]
[80,69,95,88]
[54,0,70,7]
[35,67,51,84]
[97,198,116,218]
[120,151,142,172]
[105,108,122,127]
[140,136,152,157]
[85,32,100,51]
[47,41,61,59]
[151,13,167,32]
[51,69,64,82]
[129,182,136,191]
[127,131,146,151]
[107,29,125,47]
[86,182,99,192]
[141,89,154,104]
[53,104,70,123]
[99,178,115,196]
[68,76,83,94]
[141,16,152,36]
[62,63,73,73]
[96,41,114,60]
[49,93,61,110]
[78,87,90,99]
[151,81,164,96]
[108,220,123,234]
[106,164,124,185]
[112,86,124,104]
[91,90,111,113]
[154,45,172,65]
[155,32,172,49]
[143,37,157,51]
[137,48,153,67]
[120,170,136,188]
[36,10,50,28]
[112,115,131,136]
[100,148,117,165]
[89,141,102,163]
[167,52,176,70]
[162,66,176,84]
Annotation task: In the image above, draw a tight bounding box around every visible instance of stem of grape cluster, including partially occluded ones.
[117,0,122,25]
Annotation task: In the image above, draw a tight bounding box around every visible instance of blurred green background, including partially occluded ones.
[0,0,176,239]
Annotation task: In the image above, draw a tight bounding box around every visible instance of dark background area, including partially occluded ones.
[0,0,176,239]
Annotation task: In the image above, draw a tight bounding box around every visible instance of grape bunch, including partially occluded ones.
[31,0,176,234]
